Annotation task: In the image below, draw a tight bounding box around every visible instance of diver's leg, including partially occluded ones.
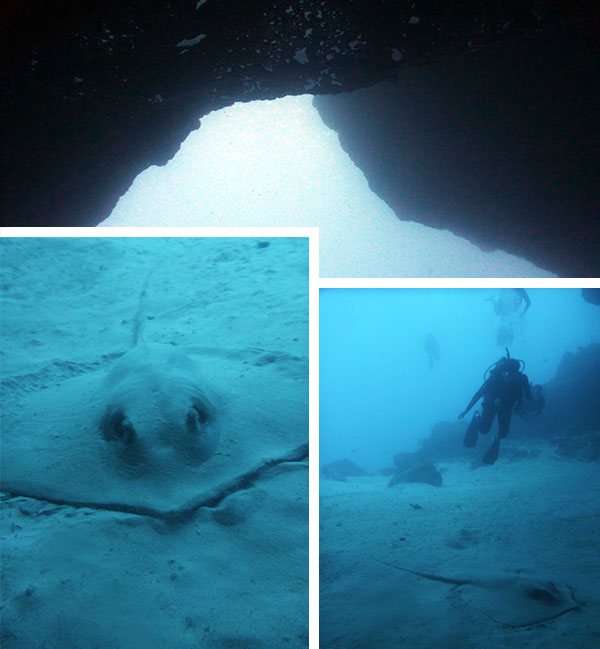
[481,434,501,465]
[464,400,495,448]
[463,411,481,448]
[498,408,511,439]
[478,401,496,434]
[480,402,503,465]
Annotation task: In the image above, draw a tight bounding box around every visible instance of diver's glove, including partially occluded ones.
[458,410,467,419]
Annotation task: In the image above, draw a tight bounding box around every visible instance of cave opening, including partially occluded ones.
[100,95,553,278]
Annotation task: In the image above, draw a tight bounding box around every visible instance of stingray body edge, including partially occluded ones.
[375,559,580,628]
[0,276,307,513]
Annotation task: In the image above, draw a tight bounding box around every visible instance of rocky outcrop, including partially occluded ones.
[582,289,600,306]
[314,18,600,277]
[321,458,367,482]
[388,452,443,487]
[543,343,600,431]
[418,420,470,462]
[4,0,597,271]
[554,429,600,462]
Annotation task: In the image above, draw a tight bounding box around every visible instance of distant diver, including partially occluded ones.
[490,289,531,350]
[458,349,543,465]
[491,289,531,318]
[424,333,440,370]
[495,324,514,347]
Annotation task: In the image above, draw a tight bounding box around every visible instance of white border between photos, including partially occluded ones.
[320,277,600,289]
[1,225,318,240]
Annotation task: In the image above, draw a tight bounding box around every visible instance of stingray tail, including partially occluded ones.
[372,559,470,585]
[132,272,153,346]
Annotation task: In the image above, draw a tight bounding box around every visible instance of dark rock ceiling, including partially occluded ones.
[3,1,599,275]
[314,25,599,277]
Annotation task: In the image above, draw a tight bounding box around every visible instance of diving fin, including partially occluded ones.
[481,434,500,465]
[463,411,480,448]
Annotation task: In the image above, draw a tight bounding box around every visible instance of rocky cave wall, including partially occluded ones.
[314,23,600,277]
[3,1,598,276]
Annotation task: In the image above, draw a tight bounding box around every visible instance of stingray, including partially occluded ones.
[0,283,308,518]
[376,560,579,628]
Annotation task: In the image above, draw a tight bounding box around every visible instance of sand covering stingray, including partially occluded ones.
[378,560,579,628]
[1,343,307,517]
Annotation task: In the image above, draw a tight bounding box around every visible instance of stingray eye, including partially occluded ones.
[101,408,136,444]
[186,401,212,433]
[526,585,560,604]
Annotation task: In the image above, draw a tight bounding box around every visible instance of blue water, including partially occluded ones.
[320,288,600,471]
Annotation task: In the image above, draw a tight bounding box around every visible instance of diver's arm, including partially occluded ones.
[515,288,531,314]
[514,375,532,411]
[459,383,485,418]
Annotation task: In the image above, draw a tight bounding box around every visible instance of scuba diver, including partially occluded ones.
[516,383,546,419]
[495,324,514,347]
[490,289,531,350]
[491,288,531,318]
[458,350,542,465]
[424,333,440,370]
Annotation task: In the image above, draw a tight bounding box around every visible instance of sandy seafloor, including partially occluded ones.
[320,448,600,649]
[0,237,308,648]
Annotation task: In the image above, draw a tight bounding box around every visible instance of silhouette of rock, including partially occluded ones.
[5,1,597,276]
[321,459,367,482]
[388,456,443,487]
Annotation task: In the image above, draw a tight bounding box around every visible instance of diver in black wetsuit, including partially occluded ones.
[458,352,534,465]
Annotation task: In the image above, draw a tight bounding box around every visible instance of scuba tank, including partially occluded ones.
[484,349,527,408]
[483,347,525,382]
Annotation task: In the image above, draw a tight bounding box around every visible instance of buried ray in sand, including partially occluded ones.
[1,335,307,517]
[376,561,580,628]
[1,274,307,517]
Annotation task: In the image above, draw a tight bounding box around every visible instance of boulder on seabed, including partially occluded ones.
[321,458,367,482]
[418,420,469,462]
[388,452,443,487]
[554,428,600,462]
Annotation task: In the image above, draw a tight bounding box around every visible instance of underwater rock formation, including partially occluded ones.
[418,420,469,462]
[4,0,597,276]
[582,289,600,306]
[543,343,600,431]
[554,429,600,462]
[542,343,600,461]
[314,20,600,277]
[321,459,367,482]
[388,453,443,487]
